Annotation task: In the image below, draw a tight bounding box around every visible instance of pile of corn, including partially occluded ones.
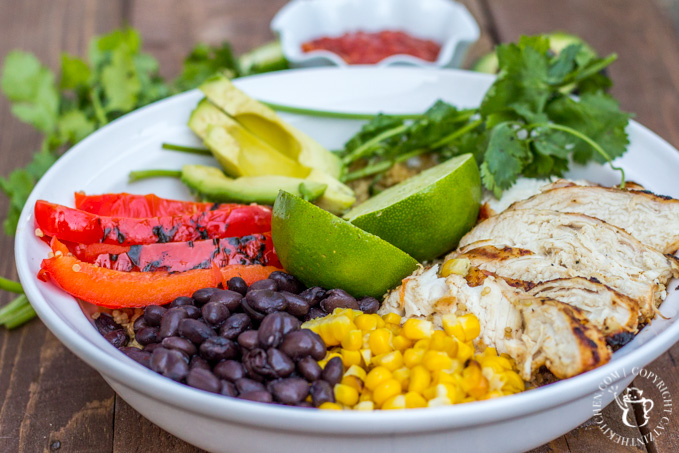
[302,309,525,410]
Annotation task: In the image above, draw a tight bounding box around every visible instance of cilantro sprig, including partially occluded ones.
[339,35,630,197]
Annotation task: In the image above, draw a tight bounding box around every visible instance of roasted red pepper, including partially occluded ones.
[66,233,281,272]
[74,192,225,217]
[34,200,272,245]
[38,238,280,308]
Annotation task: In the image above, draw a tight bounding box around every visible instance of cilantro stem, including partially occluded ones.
[431,118,483,148]
[344,148,430,182]
[261,102,424,120]
[0,277,22,293]
[162,143,211,155]
[342,124,409,165]
[555,54,618,89]
[129,169,182,182]
[532,123,626,188]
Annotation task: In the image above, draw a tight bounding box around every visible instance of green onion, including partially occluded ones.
[162,143,211,155]
[129,169,182,182]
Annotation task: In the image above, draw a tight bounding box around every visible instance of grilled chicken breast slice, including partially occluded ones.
[504,181,679,254]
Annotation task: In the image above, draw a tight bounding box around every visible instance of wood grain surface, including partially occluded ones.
[1,0,679,452]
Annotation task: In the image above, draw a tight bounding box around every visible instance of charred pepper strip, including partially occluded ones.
[34,200,272,245]
[38,238,280,308]
[74,192,227,218]
[67,233,281,271]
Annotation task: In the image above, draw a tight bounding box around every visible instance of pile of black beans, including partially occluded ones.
[94,271,380,407]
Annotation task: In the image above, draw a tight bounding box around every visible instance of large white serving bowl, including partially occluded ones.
[15,67,679,453]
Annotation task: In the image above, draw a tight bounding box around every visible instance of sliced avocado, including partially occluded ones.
[306,169,356,214]
[199,75,342,179]
[181,164,327,205]
[238,41,289,76]
[471,52,499,74]
[190,100,310,178]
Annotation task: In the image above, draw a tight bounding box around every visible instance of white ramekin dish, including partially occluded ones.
[16,67,679,453]
[271,0,480,68]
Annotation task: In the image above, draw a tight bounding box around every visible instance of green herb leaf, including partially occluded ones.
[481,122,532,192]
[60,53,91,89]
[174,42,239,92]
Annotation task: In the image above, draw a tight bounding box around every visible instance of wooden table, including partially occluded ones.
[2,1,679,451]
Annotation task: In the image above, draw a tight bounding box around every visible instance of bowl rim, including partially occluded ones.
[15,66,679,435]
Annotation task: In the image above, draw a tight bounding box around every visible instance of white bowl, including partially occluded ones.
[15,67,679,453]
[271,0,480,68]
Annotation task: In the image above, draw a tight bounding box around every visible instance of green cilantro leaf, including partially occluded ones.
[60,53,91,89]
[173,42,239,92]
[481,122,532,193]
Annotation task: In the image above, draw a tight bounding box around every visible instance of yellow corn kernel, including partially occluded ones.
[427,396,452,407]
[392,367,411,388]
[433,370,456,386]
[422,385,438,400]
[319,402,343,410]
[484,390,504,400]
[341,329,363,351]
[429,330,458,357]
[404,391,428,408]
[334,383,359,406]
[359,348,372,366]
[359,389,373,402]
[501,371,525,393]
[382,394,406,410]
[355,314,378,332]
[341,349,362,368]
[373,379,402,407]
[403,348,425,368]
[456,340,475,362]
[462,362,489,399]
[413,339,431,350]
[482,346,498,358]
[441,314,465,341]
[353,401,375,411]
[365,366,393,391]
[385,323,402,336]
[479,356,507,374]
[333,316,356,343]
[375,350,403,372]
[382,312,402,325]
[368,328,393,355]
[495,355,513,370]
[318,352,342,369]
[373,314,386,328]
[344,364,367,381]
[341,375,364,393]
[392,335,413,351]
[440,257,471,277]
[402,318,433,340]
[436,383,463,404]
[408,365,431,394]
[422,350,454,371]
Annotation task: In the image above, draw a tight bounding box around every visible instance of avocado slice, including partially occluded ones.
[199,75,342,179]
[189,99,310,178]
[181,164,327,205]
[306,169,356,214]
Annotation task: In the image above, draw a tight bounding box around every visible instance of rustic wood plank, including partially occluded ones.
[0,1,125,452]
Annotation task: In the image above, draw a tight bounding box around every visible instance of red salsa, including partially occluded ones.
[301,30,441,65]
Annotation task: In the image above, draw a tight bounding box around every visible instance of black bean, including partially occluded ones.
[95,313,121,334]
[178,318,215,344]
[242,348,275,379]
[248,279,278,292]
[209,290,243,312]
[103,329,129,348]
[321,357,344,386]
[186,368,221,393]
[258,312,300,349]
[268,271,304,294]
[213,360,246,382]
[190,356,211,372]
[235,378,266,394]
[151,347,189,381]
[239,390,273,403]
[300,287,326,307]
[320,289,359,312]
[237,330,259,350]
[310,380,335,407]
[227,277,248,296]
[246,290,287,314]
[220,380,238,397]
[297,356,322,382]
[358,297,380,314]
[170,296,194,307]
[269,377,309,404]
[201,302,230,326]
[199,337,239,361]
[143,342,162,353]
[267,348,295,378]
[280,291,310,317]
[219,313,251,340]
[136,326,160,346]
[144,305,167,327]
[181,305,202,319]
[158,307,188,339]
[132,316,148,332]
[120,347,151,368]
[161,336,197,356]
[192,287,222,306]
[240,300,265,322]
[304,307,326,322]
[280,330,326,361]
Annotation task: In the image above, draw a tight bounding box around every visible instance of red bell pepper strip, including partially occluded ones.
[74,192,227,217]
[66,233,281,272]
[34,200,272,245]
[38,238,280,308]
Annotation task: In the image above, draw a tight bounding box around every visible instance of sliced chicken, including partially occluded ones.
[504,181,679,254]
[381,266,610,380]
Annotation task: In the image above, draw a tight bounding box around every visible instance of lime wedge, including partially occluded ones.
[344,154,481,261]
[272,191,418,298]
